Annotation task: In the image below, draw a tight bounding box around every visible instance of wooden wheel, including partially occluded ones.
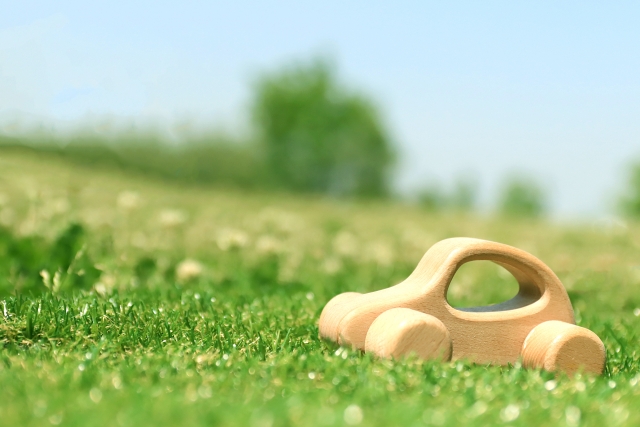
[521,320,605,375]
[364,308,452,361]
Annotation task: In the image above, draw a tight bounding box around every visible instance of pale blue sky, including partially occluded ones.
[2,2,640,217]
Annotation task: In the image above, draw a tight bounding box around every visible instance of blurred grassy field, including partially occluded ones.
[1,150,640,426]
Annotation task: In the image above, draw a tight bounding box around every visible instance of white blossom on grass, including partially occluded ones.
[51,198,70,215]
[176,259,204,282]
[366,242,393,267]
[159,209,187,228]
[255,235,282,256]
[216,228,249,251]
[343,404,363,425]
[256,208,304,233]
[500,404,520,422]
[333,231,358,257]
[117,191,141,210]
[321,257,342,275]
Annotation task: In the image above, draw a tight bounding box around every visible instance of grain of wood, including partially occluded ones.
[364,308,451,360]
[521,320,606,375]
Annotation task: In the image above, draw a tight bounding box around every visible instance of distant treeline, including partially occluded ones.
[1,58,395,198]
[0,132,552,219]
[3,56,640,219]
[0,133,267,190]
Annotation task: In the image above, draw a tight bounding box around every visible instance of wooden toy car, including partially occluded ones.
[319,237,605,374]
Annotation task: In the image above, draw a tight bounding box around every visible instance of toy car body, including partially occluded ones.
[319,237,605,374]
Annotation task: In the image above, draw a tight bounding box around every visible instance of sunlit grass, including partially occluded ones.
[1,151,640,426]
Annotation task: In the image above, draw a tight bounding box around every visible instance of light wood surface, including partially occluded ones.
[319,237,605,374]
[521,320,606,375]
[364,308,452,360]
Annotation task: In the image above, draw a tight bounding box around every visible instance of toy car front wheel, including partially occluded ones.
[365,308,452,361]
[521,320,605,375]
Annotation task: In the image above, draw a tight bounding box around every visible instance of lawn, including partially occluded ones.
[1,150,640,426]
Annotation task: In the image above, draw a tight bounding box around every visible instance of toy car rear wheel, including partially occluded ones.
[365,308,452,361]
[521,320,605,375]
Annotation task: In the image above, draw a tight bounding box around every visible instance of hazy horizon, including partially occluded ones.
[2,2,640,218]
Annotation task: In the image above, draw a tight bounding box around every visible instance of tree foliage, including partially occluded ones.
[620,161,640,218]
[252,59,395,197]
[498,176,546,218]
[417,176,477,213]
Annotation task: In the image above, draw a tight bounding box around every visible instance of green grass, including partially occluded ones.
[2,150,640,426]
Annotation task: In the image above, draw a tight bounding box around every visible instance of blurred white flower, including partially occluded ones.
[333,231,358,257]
[322,257,343,275]
[89,388,102,403]
[468,400,488,417]
[401,228,435,251]
[343,404,363,425]
[24,184,39,202]
[40,198,71,220]
[0,207,14,226]
[565,406,581,427]
[256,208,303,233]
[366,242,394,267]
[131,232,148,249]
[117,191,141,210]
[176,259,203,282]
[255,235,282,255]
[279,252,302,282]
[52,198,70,214]
[159,209,187,228]
[93,283,108,297]
[500,404,520,422]
[94,273,116,295]
[216,228,249,251]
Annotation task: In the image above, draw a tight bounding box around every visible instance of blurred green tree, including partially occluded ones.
[251,59,395,197]
[416,176,477,213]
[498,176,546,218]
[619,161,640,218]
[449,176,477,212]
[417,185,447,212]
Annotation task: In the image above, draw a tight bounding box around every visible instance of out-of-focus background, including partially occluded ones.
[2,1,640,220]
